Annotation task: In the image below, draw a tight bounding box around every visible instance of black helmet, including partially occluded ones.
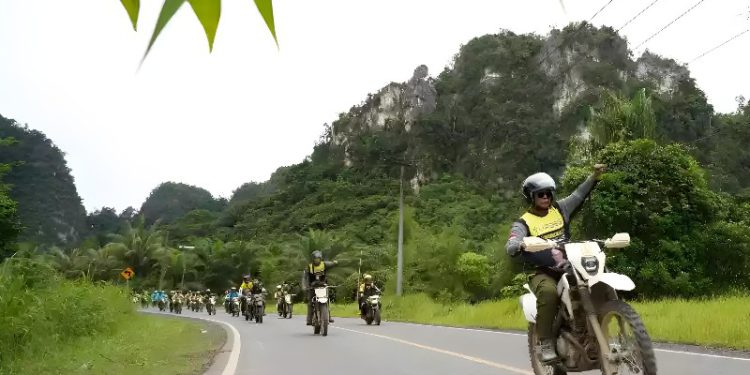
[522,172,556,203]
[311,250,323,260]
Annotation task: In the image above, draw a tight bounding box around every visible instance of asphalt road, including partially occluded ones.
[154,308,750,375]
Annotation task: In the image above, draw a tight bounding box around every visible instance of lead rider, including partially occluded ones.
[505,164,606,363]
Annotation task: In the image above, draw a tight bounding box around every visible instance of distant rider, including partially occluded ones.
[358,274,381,318]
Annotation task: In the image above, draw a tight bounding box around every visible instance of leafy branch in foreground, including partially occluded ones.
[119,0,277,63]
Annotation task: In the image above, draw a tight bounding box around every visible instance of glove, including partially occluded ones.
[551,248,566,268]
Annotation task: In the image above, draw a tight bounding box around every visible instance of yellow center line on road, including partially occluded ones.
[333,326,533,375]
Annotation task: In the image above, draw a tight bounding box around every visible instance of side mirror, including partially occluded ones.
[522,237,556,253]
[605,233,631,249]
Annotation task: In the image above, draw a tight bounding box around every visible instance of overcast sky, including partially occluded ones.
[0,0,748,212]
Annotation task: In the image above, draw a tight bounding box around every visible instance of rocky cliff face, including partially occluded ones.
[326,23,712,191]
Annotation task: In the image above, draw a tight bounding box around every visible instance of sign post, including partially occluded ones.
[121,267,135,289]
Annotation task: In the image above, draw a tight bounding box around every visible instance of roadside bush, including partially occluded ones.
[0,258,133,371]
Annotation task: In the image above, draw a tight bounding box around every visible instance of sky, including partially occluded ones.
[0,0,748,212]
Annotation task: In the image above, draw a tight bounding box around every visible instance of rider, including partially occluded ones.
[274,285,284,314]
[358,274,381,318]
[302,250,337,325]
[239,275,253,294]
[505,164,606,363]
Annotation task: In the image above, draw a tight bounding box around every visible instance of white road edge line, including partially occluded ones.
[333,325,533,375]
[143,312,241,375]
[212,317,242,375]
[384,321,750,362]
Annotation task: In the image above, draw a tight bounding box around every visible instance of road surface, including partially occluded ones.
[151,308,750,375]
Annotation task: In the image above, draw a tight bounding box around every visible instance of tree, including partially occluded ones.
[0,115,87,246]
[140,182,225,226]
[563,140,725,297]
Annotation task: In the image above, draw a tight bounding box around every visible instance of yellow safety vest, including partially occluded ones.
[308,262,326,275]
[520,206,565,240]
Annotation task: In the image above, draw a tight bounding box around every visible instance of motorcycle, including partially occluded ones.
[249,293,265,323]
[519,233,657,375]
[206,296,216,315]
[280,293,293,319]
[230,297,240,317]
[362,294,382,326]
[311,284,331,336]
[173,296,183,315]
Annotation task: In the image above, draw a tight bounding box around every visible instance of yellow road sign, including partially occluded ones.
[121,267,135,280]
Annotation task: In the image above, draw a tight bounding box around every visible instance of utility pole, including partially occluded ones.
[396,165,405,296]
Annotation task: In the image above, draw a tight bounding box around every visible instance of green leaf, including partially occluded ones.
[253,0,278,46]
[120,0,140,31]
[188,0,221,51]
[142,0,187,64]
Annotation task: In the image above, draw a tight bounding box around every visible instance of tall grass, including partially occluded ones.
[328,293,750,350]
[0,258,133,372]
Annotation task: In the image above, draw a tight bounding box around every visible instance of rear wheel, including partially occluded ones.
[528,323,567,375]
[599,300,657,375]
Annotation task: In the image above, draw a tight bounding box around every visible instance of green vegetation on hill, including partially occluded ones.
[0,114,87,247]
[2,22,750,306]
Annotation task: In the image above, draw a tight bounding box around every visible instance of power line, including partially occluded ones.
[617,0,661,32]
[689,28,750,63]
[537,0,618,67]
[633,0,705,50]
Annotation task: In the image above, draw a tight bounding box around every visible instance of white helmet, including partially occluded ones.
[522,172,556,202]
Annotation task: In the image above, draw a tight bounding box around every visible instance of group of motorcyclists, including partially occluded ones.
[132,250,385,329]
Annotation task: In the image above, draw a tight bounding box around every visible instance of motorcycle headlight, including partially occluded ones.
[581,256,599,274]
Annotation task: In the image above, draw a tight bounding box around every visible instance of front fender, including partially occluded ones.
[592,272,635,291]
[519,285,537,323]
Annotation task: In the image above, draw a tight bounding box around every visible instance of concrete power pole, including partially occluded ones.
[396,165,405,296]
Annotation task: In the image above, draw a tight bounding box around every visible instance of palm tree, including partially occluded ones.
[105,217,167,277]
[570,88,658,164]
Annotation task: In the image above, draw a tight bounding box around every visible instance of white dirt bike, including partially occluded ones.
[281,293,293,319]
[520,233,657,375]
[311,284,331,336]
[206,296,216,315]
[362,294,382,325]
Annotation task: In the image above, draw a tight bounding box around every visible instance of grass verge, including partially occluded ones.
[1,258,225,374]
[11,314,225,375]
[324,293,750,350]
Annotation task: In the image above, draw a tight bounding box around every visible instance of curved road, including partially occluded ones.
[154,308,749,375]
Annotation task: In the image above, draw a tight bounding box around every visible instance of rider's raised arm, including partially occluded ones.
[505,221,528,257]
[556,173,598,221]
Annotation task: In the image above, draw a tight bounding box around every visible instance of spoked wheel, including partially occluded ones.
[599,301,657,375]
[288,304,293,319]
[320,304,329,337]
[313,312,321,335]
[375,309,381,326]
[527,323,567,375]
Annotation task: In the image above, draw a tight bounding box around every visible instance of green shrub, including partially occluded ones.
[0,258,133,371]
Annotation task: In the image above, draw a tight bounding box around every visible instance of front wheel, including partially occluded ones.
[528,323,567,375]
[599,300,657,375]
[374,308,381,325]
[256,306,264,323]
[319,303,329,337]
